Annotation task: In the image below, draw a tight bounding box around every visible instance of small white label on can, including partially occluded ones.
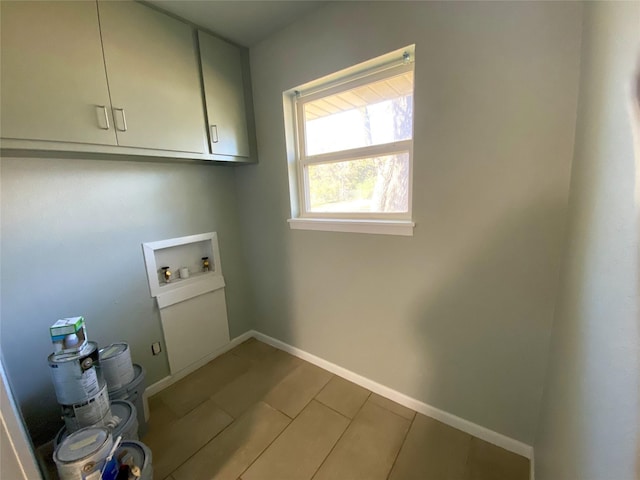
[79,368,99,395]
[71,390,110,426]
[69,433,100,451]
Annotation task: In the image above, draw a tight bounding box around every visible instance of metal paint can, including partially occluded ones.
[54,400,139,449]
[99,343,135,391]
[53,427,119,480]
[54,426,68,450]
[48,341,101,406]
[116,441,153,480]
[61,381,112,433]
[107,364,147,437]
[107,400,139,442]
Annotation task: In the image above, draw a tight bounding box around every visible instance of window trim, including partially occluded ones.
[285,46,416,235]
[287,217,415,236]
[293,60,415,225]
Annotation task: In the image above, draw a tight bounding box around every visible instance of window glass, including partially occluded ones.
[307,152,409,213]
[304,71,414,156]
[289,48,415,231]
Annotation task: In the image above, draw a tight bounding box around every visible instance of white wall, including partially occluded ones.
[0,156,254,445]
[0,356,40,480]
[238,1,582,444]
[534,3,640,478]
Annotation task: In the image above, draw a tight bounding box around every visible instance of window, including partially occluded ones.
[287,47,416,236]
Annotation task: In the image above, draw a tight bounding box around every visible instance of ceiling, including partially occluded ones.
[146,1,327,47]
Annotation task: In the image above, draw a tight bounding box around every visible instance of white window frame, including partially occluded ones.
[288,51,416,236]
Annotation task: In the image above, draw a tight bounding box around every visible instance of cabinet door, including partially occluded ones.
[0,1,116,145]
[198,31,250,158]
[97,1,207,154]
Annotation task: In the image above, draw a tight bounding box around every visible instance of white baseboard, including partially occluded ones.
[143,328,533,464]
[144,330,254,398]
[252,330,534,461]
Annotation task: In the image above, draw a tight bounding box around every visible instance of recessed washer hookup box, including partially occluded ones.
[50,316,88,355]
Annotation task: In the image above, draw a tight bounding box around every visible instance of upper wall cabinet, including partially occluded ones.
[98,1,207,154]
[0,1,117,146]
[0,1,255,163]
[198,31,251,159]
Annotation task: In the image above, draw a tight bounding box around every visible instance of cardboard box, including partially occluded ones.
[50,316,87,355]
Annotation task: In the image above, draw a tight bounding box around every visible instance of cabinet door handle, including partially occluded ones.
[210,125,219,143]
[97,105,110,130]
[113,107,128,132]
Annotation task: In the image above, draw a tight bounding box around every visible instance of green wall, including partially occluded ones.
[237,1,582,444]
[0,156,254,444]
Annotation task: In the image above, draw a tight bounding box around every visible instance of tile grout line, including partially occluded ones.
[311,376,361,422]
[265,362,316,419]
[159,343,418,480]
[311,374,372,422]
[313,398,354,422]
[309,391,372,480]
[168,406,277,477]
[146,398,235,479]
[164,342,277,479]
[235,369,335,478]
[156,339,527,480]
[164,409,238,479]
[232,344,312,479]
[267,371,334,422]
[385,410,416,480]
[238,372,352,478]
[162,396,209,421]
[208,400,236,421]
[157,351,255,421]
[235,405,294,480]
[161,341,405,480]
[461,432,475,478]
[369,396,418,423]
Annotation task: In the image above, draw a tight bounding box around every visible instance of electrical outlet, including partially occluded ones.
[151,342,162,355]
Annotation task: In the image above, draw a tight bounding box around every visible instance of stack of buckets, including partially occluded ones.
[47,317,153,480]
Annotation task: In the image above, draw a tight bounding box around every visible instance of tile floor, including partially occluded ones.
[144,338,530,480]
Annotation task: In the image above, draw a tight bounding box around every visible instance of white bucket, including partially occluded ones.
[61,381,111,433]
[99,343,135,391]
[53,427,119,480]
[116,441,153,480]
[49,342,101,405]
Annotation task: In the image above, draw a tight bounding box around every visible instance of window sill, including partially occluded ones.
[287,218,414,236]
